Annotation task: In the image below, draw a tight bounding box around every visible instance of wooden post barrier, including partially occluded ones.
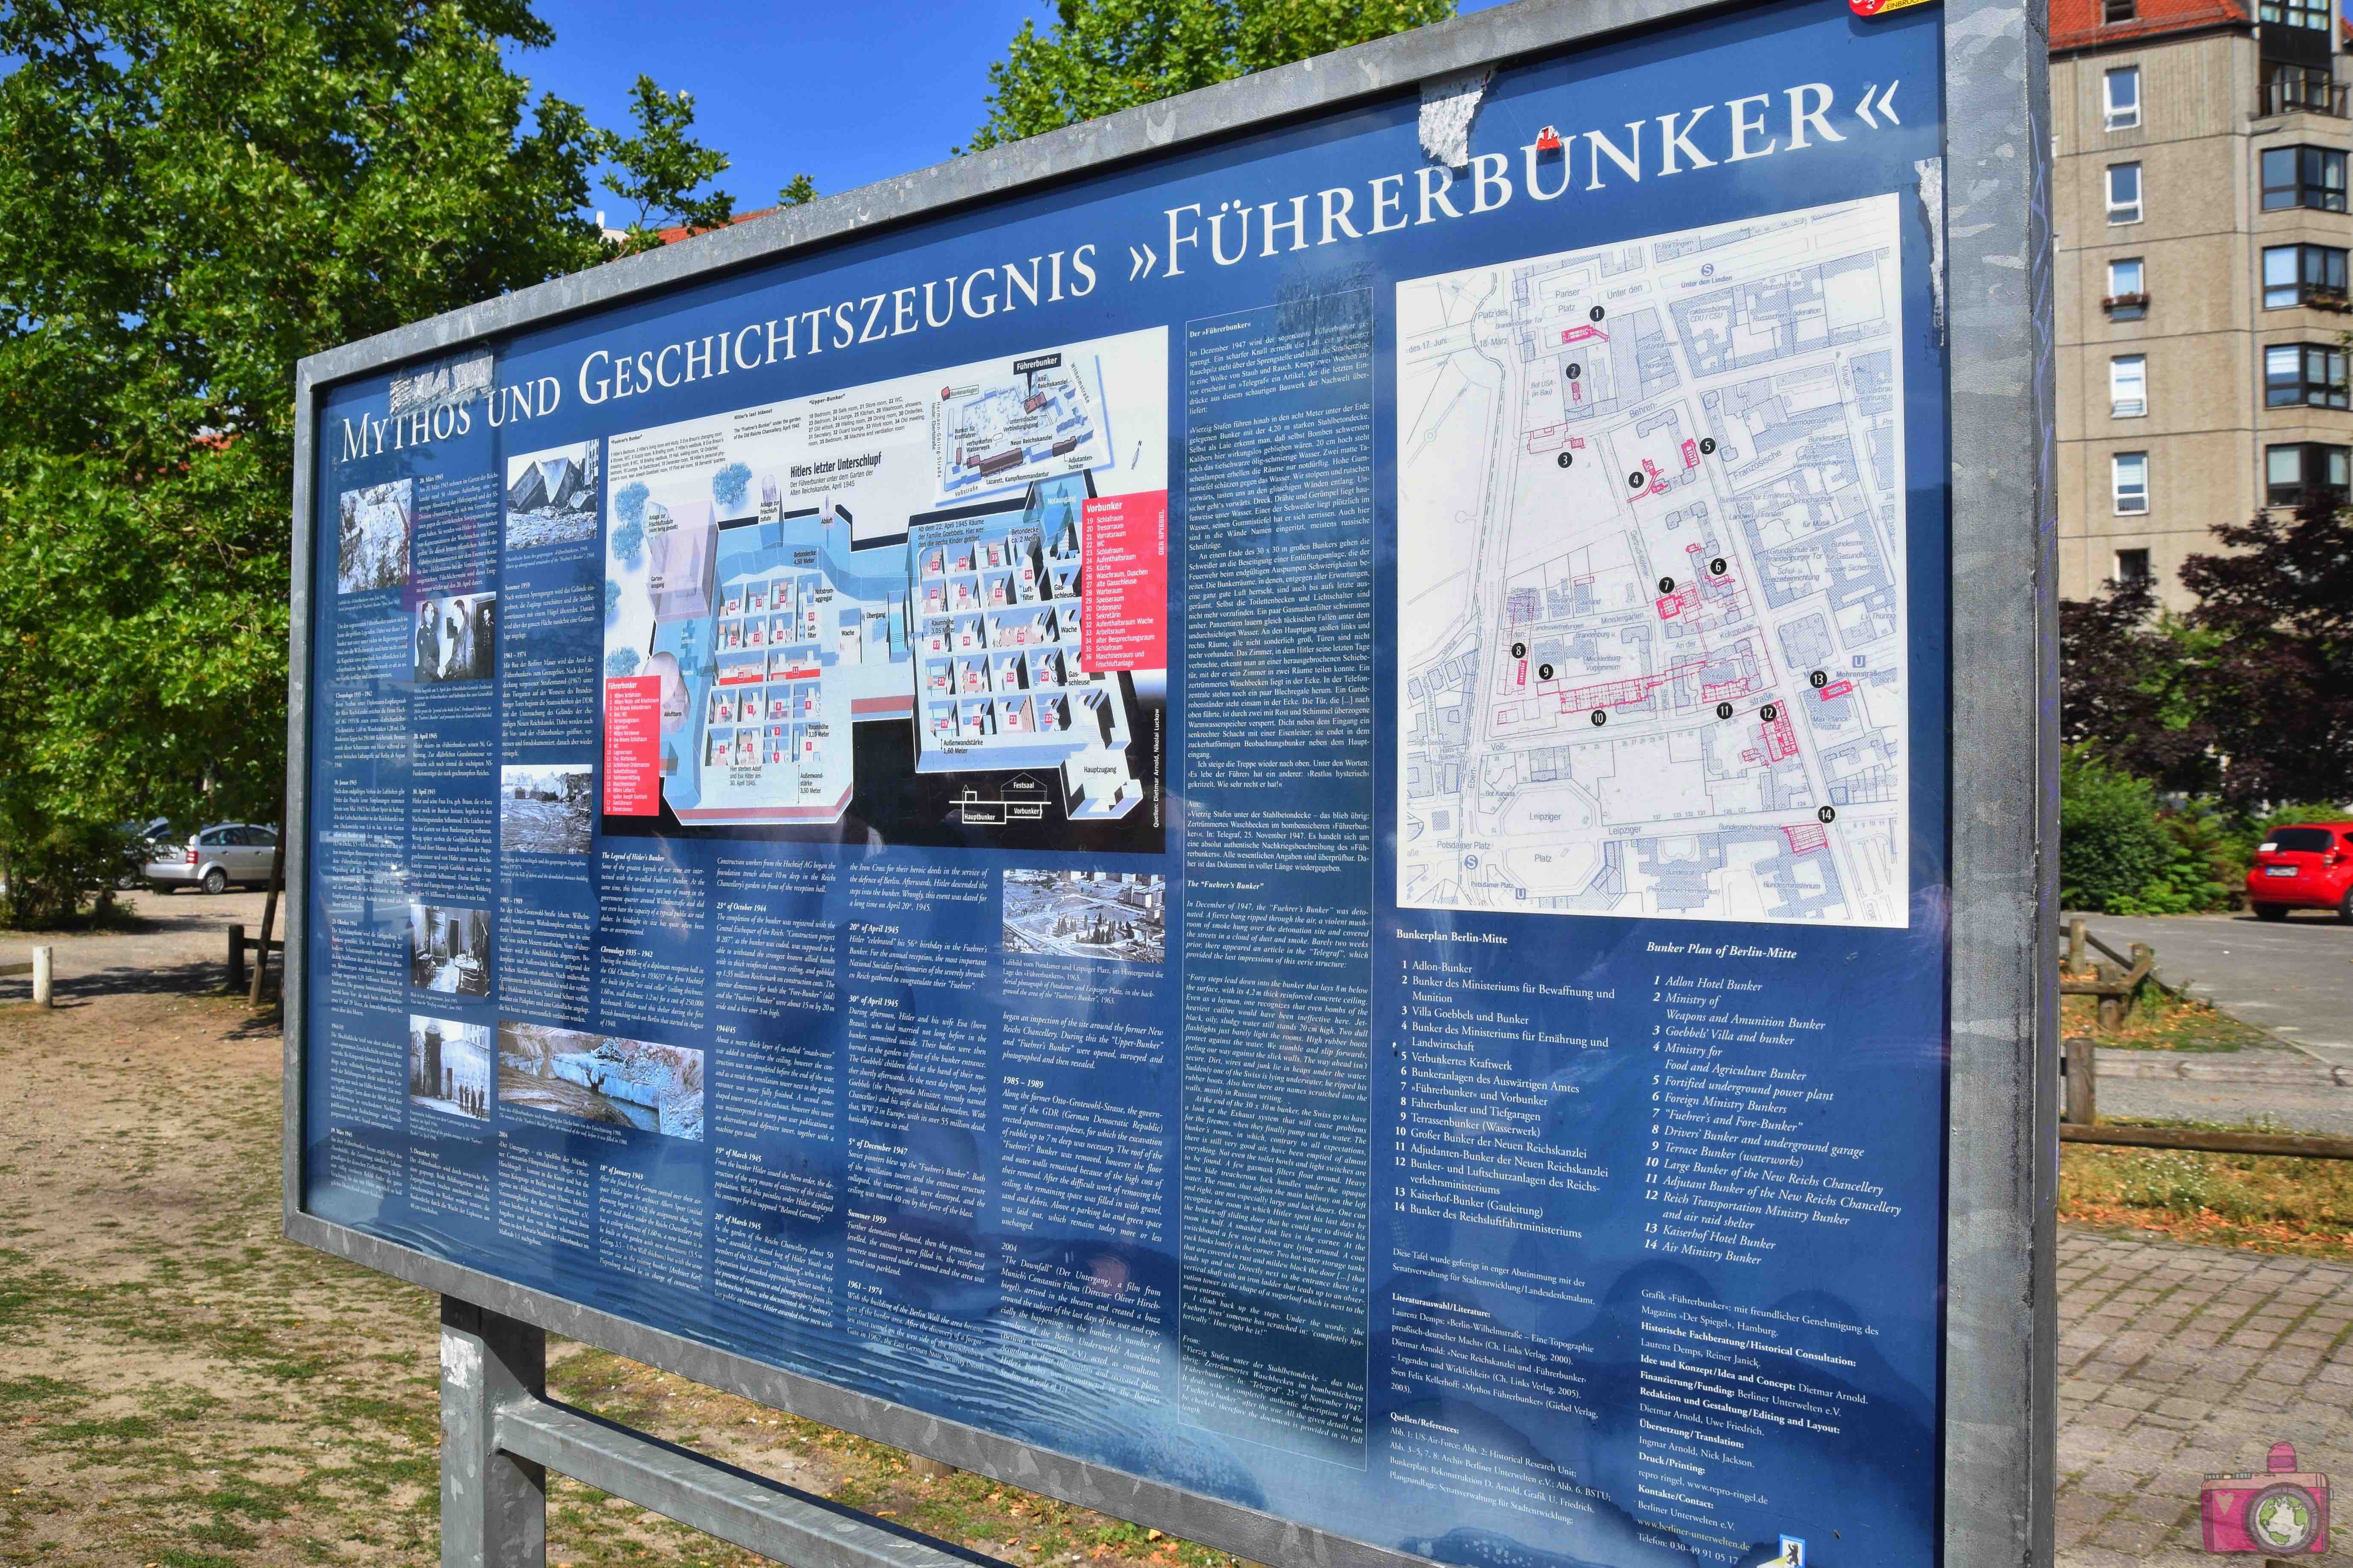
[2060,1036,2096,1125]
[2058,941,2154,1032]
[249,827,286,1007]
[226,925,285,992]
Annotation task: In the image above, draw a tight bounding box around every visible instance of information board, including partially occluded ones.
[287,4,2055,1566]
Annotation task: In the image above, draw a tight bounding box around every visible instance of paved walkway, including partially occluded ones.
[2058,1228,2353,1566]
[2071,910,2353,1067]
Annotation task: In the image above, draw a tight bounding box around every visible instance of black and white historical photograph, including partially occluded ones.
[500,763,593,853]
[408,902,490,996]
[408,1014,491,1122]
[504,439,601,550]
[336,478,412,593]
[414,592,496,683]
[1000,869,1165,964]
[497,1022,704,1140]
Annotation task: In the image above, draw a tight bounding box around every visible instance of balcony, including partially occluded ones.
[2262,78,2350,117]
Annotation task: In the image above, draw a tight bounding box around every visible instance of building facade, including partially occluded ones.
[2054,0,2351,607]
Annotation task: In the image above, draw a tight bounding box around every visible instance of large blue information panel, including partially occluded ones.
[301,6,1955,1565]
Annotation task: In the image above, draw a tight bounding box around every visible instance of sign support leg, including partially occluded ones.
[442,1296,546,1568]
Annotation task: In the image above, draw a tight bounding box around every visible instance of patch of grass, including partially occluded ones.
[2060,985,2269,1052]
[0,1375,83,1407]
[155,1550,241,1568]
[2061,1116,2353,1258]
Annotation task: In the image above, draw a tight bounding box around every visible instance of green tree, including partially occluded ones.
[964,0,1455,150]
[0,0,732,923]
[594,75,736,251]
[2058,747,2180,914]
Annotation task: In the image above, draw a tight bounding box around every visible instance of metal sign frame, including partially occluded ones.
[281,0,2057,1563]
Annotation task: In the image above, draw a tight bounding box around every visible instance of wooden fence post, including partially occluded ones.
[250,829,286,1008]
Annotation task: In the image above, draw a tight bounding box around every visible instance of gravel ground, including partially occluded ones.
[0,886,277,1002]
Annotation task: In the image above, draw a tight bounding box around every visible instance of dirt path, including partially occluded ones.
[0,982,1243,1568]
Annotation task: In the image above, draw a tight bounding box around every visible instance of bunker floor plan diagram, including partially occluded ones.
[602,329,1166,832]
[1396,196,1911,929]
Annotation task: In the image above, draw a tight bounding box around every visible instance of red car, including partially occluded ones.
[2246,821,2353,920]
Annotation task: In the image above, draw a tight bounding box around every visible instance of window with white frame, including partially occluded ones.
[2113,548,2151,586]
[2104,67,2141,130]
[2109,355,2147,416]
[2106,163,2142,223]
[2106,256,2146,319]
[2112,451,2149,514]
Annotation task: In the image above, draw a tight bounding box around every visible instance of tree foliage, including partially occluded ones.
[2057,575,2219,797]
[2176,495,2353,810]
[0,0,732,921]
[2058,747,2196,913]
[2063,495,2353,812]
[964,0,1455,150]
[594,76,736,250]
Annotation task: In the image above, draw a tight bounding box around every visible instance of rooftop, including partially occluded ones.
[2050,0,2250,53]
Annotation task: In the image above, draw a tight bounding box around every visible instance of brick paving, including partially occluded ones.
[2058,1226,2353,1565]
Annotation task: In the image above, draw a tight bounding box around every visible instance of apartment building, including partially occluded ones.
[2055,0,2353,607]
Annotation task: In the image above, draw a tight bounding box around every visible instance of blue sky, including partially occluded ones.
[516,0,1508,223]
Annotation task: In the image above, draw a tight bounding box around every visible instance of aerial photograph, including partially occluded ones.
[1000,869,1165,964]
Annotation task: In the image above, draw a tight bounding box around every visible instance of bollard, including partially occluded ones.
[31,946,52,1008]
[227,923,247,992]
[2061,1036,2097,1126]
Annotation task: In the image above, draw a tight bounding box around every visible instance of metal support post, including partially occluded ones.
[434,1293,1008,1568]
[443,1296,547,1568]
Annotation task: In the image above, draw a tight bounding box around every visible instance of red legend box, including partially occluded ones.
[603,675,661,815]
[1080,490,1167,673]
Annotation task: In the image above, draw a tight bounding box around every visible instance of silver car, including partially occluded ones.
[146,822,279,894]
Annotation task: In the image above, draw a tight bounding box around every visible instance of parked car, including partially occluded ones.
[146,822,279,895]
[114,818,175,888]
[2244,821,2353,921]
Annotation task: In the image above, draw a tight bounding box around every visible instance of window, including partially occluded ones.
[2263,243,2349,306]
[2104,0,2134,20]
[2266,342,2350,406]
[2261,0,2330,28]
[253,827,277,846]
[2106,162,2143,223]
[2262,145,2347,210]
[2112,451,2149,514]
[200,829,225,846]
[2265,441,2351,504]
[2109,355,2148,416]
[2106,257,2147,318]
[2104,68,2142,129]
[2265,62,2342,115]
[2113,548,2152,586]
[2269,827,2336,853]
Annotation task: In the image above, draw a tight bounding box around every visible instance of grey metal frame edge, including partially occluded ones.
[279,0,2058,1564]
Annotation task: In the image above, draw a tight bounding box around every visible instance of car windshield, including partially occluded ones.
[2270,828,2335,853]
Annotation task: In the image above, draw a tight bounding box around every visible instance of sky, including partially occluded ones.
[515,0,1511,224]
